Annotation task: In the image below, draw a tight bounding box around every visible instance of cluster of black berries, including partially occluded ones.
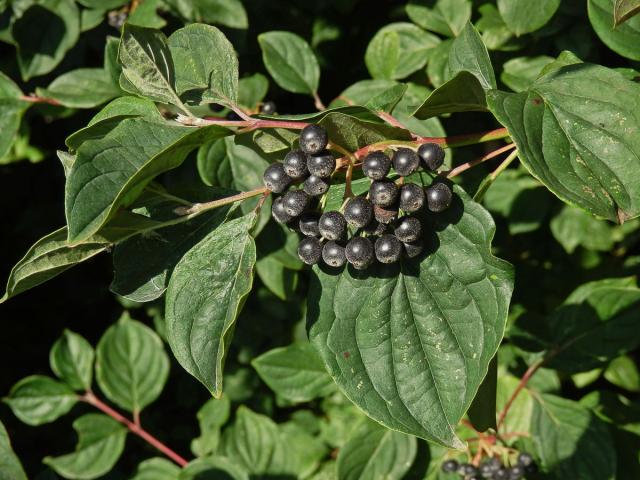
[442,453,538,480]
[263,123,453,269]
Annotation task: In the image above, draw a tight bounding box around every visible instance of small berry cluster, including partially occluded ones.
[263,123,453,269]
[442,452,538,480]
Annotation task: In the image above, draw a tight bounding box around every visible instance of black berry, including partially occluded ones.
[263,163,291,193]
[480,458,501,478]
[373,204,398,224]
[394,216,421,243]
[260,101,276,115]
[299,212,320,237]
[399,183,425,212]
[426,181,453,212]
[392,148,420,176]
[417,142,445,171]
[299,124,328,155]
[375,234,402,264]
[493,468,509,480]
[458,463,477,476]
[271,197,293,224]
[303,175,330,196]
[322,241,346,267]
[283,150,309,179]
[344,197,373,228]
[403,241,423,259]
[517,453,534,468]
[345,237,374,270]
[441,459,459,473]
[508,465,524,480]
[282,190,310,217]
[362,151,391,180]
[297,237,322,265]
[369,180,399,207]
[307,150,336,178]
[318,211,347,241]
[363,220,387,236]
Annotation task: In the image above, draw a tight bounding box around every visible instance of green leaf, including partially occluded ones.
[127,0,167,28]
[406,0,472,37]
[550,205,622,253]
[191,396,231,457]
[589,0,640,61]
[258,31,320,95]
[76,0,126,8]
[318,112,412,152]
[500,56,554,92]
[166,0,248,29]
[118,24,187,111]
[604,355,640,392]
[88,96,163,126]
[531,394,616,479]
[255,256,298,300]
[179,457,249,480]
[197,139,231,187]
[131,457,181,480]
[110,201,231,302]
[336,419,417,480]
[36,68,121,108]
[426,40,452,88]
[487,63,640,223]
[476,4,522,51]
[448,22,496,90]
[0,419,27,480]
[0,72,30,159]
[168,24,239,106]
[495,373,534,435]
[238,73,269,110]
[308,186,514,447]
[96,313,169,413]
[364,83,407,113]
[365,23,439,80]
[44,414,127,480]
[4,376,76,426]
[65,118,230,243]
[50,330,94,391]
[614,0,640,25]
[497,0,561,36]
[165,214,257,396]
[252,343,335,403]
[12,0,80,80]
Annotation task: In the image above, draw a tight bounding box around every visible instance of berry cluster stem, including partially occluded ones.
[19,94,61,106]
[80,391,189,467]
[173,187,268,217]
[445,143,516,178]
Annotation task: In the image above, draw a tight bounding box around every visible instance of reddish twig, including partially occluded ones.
[376,111,413,133]
[496,358,545,430]
[80,391,188,467]
[179,115,308,131]
[19,94,61,106]
[313,91,326,111]
[445,143,516,178]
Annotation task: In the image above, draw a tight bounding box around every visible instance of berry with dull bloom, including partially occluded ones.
[441,459,459,473]
[283,149,309,179]
[282,190,310,217]
[426,181,453,212]
[394,216,421,243]
[399,183,425,212]
[271,197,293,224]
[403,241,423,259]
[345,236,374,269]
[299,212,320,237]
[344,196,373,228]
[375,234,402,264]
[418,142,445,171]
[298,237,322,265]
[299,124,328,154]
[303,175,330,196]
[362,151,391,180]
[322,241,346,267]
[263,163,291,193]
[392,147,420,176]
[307,150,336,178]
[318,211,347,241]
[369,180,399,207]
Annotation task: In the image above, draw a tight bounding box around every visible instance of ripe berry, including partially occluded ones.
[369,180,398,207]
[458,463,477,476]
[299,212,320,237]
[392,148,420,176]
[403,241,423,259]
[299,124,328,155]
[394,216,421,243]
[479,458,501,478]
[362,151,391,180]
[282,190,310,217]
[271,197,293,224]
[260,101,276,115]
[373,204,398,224]
[363,220,387,236]
[303,175,330,196]
[375,234,402,264]
[426,181,453,212]
[399,183,425,212]
[344,197,373,228]
[508,466,524,480]
[297,237,322,265]
[441,459,459,473]
[318,211,347,241]
[307,150,336,178]
[283,150,309,179]
[493,468,509,480]
[417,142,445,171]
[322,241,346,267]
[345,237,374,270]
[263,163,291,193]
[517,453,533,467]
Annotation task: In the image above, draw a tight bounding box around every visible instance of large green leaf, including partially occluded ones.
[589,0,640,61]
[252,343,336,403]
[179,457,249,480]
[36,69,121,109]
[531,394,616,479]
[132,457,181,480]
[497,0,560,36]
[258,31,320,95]
[336,419,417,480]
[168,24,238,106]
[65,118,230,243]
[405,0,472,37]
[487,63,640,223]
[307,186,514,447]
[165,0,248,29]
[50,330,95,391]
[44,414,127,480]
[550,205,625,253]
[614,0,640,25]
[3,376,77,426]
[95,313,169,413]
[0,420,27,480]
[318,112,412,152]
[12,0,80,80]
[501,56,555,92]
[166,214,257,396]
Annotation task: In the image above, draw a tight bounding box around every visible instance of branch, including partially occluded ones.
[312,91,326,111]
[496,358,545,430]
[173,187,268,217]
[80,391,189,467]
[444,143,516,178]
[177,114,308,131]
[19,94,61,106]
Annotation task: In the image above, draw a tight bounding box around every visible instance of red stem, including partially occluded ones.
[19,94,61,106]
[445,143,516,178]
[496,358,545,431]
[81,391,189,467]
